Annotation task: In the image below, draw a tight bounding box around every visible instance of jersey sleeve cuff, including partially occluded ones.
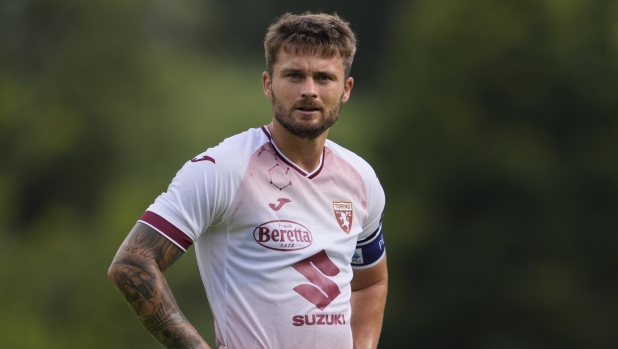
[138,211,194,252]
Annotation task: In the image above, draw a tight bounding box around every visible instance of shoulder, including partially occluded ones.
[149,127,271,230]
[189,127,270,173]
[325,139,385,229]
[325,139,379,181]
[202,126,269,159]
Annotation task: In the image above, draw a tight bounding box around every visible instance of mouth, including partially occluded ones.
[294,108,321,119]
[294,103,322,114]
[296,107,320,112]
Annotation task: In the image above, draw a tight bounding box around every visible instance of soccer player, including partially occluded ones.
[108,12,387,349]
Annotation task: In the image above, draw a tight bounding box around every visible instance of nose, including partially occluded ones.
[300,78,318,99]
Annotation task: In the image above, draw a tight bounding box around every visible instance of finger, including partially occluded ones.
[121,267,156,299]
[115,272,140,301]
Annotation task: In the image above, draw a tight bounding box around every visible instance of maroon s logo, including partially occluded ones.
[292,250,341,310]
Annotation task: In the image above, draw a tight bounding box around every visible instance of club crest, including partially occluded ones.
[333,201,353,233]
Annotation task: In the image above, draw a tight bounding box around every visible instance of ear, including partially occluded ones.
[262,71,273,100]
[340,77,354,104]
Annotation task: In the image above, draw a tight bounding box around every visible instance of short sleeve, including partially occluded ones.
[351,172,386,269]
[138,154,231,251]
[359,173,386,241]
[137,128,268,252]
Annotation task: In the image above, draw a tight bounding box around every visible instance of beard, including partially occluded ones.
[271,91,343,140]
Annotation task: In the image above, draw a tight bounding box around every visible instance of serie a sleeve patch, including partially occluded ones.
[351,225,385,269]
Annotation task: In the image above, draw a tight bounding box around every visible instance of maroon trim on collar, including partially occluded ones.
[308,147,326,179]
[269,145,307,177]
[261,125,271,140]
[261,124,325,179]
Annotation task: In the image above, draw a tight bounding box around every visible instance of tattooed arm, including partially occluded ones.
[108,223,211,349]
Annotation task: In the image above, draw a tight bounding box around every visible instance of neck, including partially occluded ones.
[269,120,328,173]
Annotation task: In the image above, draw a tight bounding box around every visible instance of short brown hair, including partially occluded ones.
[264,12,357,78]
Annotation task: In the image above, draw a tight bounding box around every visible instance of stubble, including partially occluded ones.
[271,91,343,139]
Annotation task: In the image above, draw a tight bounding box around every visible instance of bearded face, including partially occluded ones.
[263,50,353,140]
[271,91,343,139]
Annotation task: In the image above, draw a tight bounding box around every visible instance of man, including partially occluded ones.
[108,12,387,349]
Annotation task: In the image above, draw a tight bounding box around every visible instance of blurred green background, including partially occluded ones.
[2,0,618,348]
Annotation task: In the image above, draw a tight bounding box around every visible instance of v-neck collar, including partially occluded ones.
[260,125,325,179]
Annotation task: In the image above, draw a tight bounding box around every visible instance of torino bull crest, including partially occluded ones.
[333,201,353,233]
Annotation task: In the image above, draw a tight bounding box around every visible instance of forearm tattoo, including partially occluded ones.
[110,224,208,348]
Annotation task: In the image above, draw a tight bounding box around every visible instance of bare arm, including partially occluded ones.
[350,256,388,349]
[108,222,211,349]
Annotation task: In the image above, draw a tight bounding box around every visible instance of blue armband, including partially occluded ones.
[351,225,385,269]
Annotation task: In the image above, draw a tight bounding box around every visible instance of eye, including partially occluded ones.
[287,73,301,79]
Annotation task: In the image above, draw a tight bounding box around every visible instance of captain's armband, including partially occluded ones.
[351,225,385,269]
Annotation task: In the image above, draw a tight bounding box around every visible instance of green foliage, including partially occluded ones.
[376,0,618,347]
[2,0,617,347]
[0,0,262,347]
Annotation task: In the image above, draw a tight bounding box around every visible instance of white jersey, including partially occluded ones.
[139,126,386,349]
